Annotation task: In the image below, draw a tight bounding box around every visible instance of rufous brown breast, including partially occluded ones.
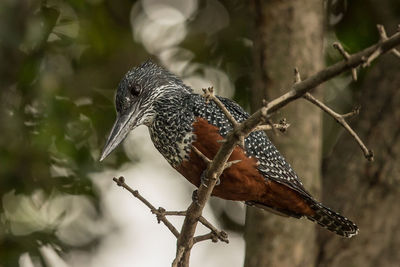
[175,117,314,217]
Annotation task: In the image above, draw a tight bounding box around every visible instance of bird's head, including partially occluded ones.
[100,60,192,161]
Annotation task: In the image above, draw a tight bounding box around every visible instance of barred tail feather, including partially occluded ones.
[307,202,359,238]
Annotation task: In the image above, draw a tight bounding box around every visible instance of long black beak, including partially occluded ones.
[100,110,138,161]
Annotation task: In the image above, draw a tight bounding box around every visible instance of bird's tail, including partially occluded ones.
[307,201,359,238]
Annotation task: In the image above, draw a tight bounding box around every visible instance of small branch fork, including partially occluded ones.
[303,93,373,160]
[333,42,358,81]
[362,24,400,67]
[112,176,228,243]
[202,87,239,128]
[111,25,400,267]
[295,67,373,161]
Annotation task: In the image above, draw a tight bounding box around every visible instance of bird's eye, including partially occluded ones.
[130,83,141,97]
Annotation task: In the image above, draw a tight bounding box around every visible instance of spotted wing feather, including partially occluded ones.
[216,97,312,197]
[189,94,358,237]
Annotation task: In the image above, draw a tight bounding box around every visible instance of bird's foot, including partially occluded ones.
[200,170,220,186]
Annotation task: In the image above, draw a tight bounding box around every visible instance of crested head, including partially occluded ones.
[115,60,192,120]
[100,60,192,161]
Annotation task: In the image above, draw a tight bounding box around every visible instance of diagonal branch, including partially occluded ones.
[198,216,229,243]
[254,119,290,133]
[202,87,246,148]
[113,176,180,237]
[202,87,239,127]
[112,176,229,248]
[303,93,374,161]
[376,24,400,58]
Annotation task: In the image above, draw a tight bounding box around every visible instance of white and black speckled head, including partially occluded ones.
[100,60,192,161]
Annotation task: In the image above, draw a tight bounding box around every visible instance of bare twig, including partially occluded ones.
[254,119,290,133]
[362,24,400,67]
[377,24,400,58]
[163,211,187,216]
[203,87,246,149]
[193,233,218,244]
[223,159,242,170]
[113,176,180,238]
[202,87,239,127]
[112,176,229,254]
[342,106,360,119]
[198,216,229,243]
[333,42,358,81]
[303,93,374,161]
[294,67,302,83]
[192,145,212,164]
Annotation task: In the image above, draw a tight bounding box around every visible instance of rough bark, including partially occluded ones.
[317,39,400,267]
[244,1,324,266]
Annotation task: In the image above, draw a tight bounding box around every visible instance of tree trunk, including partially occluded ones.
[317,35,400,267]
[244,1,324,266]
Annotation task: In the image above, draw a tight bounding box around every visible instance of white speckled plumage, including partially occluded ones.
[104,60,358,238]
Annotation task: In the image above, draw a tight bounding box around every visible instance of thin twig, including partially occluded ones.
[377,24,400,58]
[203,87,246,149]
[202,87,239,127]
[198,216,229,243]
[163,211,187,216]
[193,233,218,244]
[362,24,400,67]
[223,160,242,170]
[113,176,180,237]
[303,93,374,161]
[294,67,301,83]
[112,176,229,251]
[254,120,290,133]
[192,145,212,164]
[333,42,358,81]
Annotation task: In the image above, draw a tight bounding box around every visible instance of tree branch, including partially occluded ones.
[113,176,180,238]
[192,145,212,164]
[198,216,229,243]
[303,93,373,160]
[173,26,400,267]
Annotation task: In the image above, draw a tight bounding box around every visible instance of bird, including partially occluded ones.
[100,60,358,238]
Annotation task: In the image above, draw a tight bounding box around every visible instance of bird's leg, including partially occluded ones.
[200,170,220,187]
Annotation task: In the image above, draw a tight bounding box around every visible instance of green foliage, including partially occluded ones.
[0,0,136,265]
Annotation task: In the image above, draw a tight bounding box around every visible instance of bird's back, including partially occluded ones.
[190,94,309,194]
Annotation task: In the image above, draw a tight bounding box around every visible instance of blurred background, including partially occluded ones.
[0,0,399,267]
